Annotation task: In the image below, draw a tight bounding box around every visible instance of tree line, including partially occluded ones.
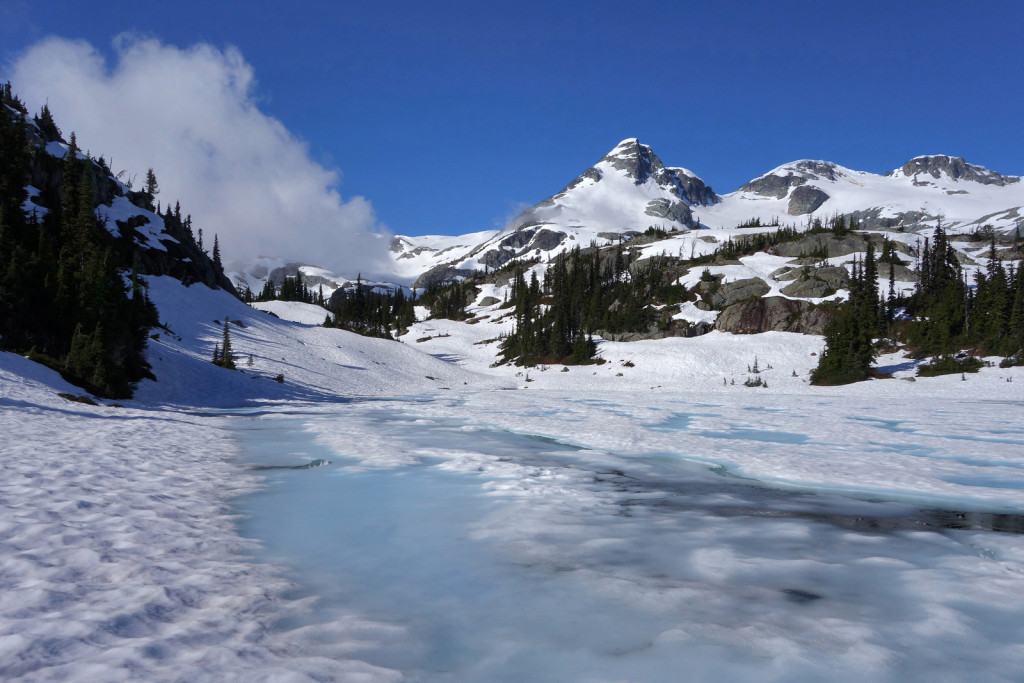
[0,86,157,397]
[498,245,687,365]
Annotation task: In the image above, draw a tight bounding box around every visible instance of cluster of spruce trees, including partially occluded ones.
[813,225,1023,384]
[324,277,415,339]
[905,227,1023,360]
[0,86,158,397]
[810,243,884,384]
[418,278,471,321]
[499,246,687,365]
[251,269,328,306]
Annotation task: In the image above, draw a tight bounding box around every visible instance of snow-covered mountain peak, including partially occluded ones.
[733,159,857,216]
[598,137,659,183]
[888,155,1020,187]
[738,160,847,196]
[581,138,719,208]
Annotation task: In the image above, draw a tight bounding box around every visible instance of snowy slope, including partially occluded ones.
[137,276,513,407]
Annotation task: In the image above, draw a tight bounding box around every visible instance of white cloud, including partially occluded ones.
[10,36,394,278]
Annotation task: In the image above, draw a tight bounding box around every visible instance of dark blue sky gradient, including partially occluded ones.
[3,0,1022,235]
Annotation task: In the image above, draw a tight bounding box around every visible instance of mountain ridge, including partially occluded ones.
[384,139,1023,286]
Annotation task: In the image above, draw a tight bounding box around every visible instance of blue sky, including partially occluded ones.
[3,0,1022,239]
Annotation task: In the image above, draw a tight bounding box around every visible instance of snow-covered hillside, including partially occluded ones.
[136,275,511,407]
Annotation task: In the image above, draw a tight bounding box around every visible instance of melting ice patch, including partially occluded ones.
[233,392,1024,681]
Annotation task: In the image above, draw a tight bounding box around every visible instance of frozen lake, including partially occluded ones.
[232,392,1024,681]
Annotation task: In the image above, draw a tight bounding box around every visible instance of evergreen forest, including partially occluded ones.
[0,83,229,397]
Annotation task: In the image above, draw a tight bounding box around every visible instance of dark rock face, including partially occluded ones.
[597,319,713,342]
[475,228,567,270]
[560,166,602,193]
[114,214,236,291]
[845,207,936,230]
[890,155,1021,186]
[781,277,833,298]
[779,265,849,298]
[499,228,537,250]
[739,173,794,199]
[770,234,868,259]
[788,186,830,215]
[479,248,514,270]
[556,139,719,214]
[699,277,771,309]
[715,297,831,335]
[877,262,917,283]
[670,169,719,207]
[738,160,839,198]
[603,138,661,184]
[645,198,693,225]
[530,229,568,251]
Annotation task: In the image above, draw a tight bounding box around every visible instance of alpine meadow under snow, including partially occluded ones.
[2,72,1024,682]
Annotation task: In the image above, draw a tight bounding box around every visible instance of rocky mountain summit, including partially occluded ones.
[888,155,1021,187]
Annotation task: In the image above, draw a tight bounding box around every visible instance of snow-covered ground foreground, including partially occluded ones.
[0,353,399,681]
[3,279,1024,680]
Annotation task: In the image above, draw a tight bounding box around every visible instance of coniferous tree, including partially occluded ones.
[34,103,60,141]
[811,249,879,385]
[144,168,159,211]
[218,319,236,369]
[212,234,223,272]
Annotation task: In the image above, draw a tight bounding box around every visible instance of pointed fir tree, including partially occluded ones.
[219,319,236,369]
[212,234,223,273]
[144,168,159,211]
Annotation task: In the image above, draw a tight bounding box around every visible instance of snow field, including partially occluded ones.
[0,353,399,681]
[136,276,513,407]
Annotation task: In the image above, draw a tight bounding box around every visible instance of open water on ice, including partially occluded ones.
[231,396,1024,682]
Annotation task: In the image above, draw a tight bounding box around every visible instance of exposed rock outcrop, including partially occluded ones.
[788,186,830,215]
[597,319,713,342]
[715,297,831,335]
[890,155,1021,186]
[699,277,771,309]
[778,265,849,298]
[770,233,868,259]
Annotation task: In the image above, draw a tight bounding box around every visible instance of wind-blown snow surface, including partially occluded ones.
[0,353,400,681]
